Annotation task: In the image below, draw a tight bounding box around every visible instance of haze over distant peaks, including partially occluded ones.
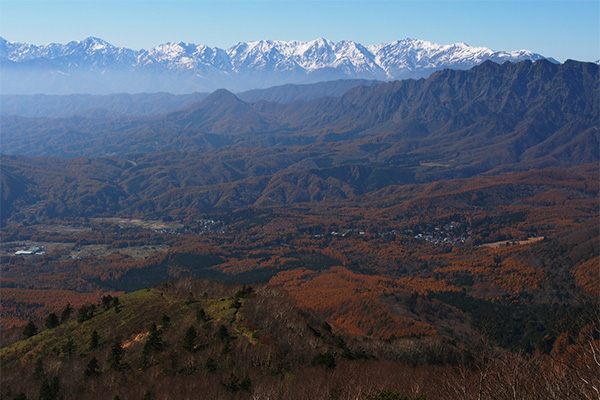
[0,37,554,94]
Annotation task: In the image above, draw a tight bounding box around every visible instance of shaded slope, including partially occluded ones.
[237,78,383,103]
[166,89,272,134]
[1,60,597,175]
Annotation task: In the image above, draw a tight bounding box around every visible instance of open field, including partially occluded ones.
[77,244,170,259]
[92,217,184,231]
[481,237,545,249]
[34,224,91,234]
[1,241,169,260]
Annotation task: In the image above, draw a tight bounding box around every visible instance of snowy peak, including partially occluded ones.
[1,36,137,69]
[77,37,111,51]
[367,38,548,78]
[0,37,555,94]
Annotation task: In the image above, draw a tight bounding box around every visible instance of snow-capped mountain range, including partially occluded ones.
[0,37,554,94]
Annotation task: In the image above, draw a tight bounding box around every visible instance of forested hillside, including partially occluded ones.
[2,279,598,400]
[2,61,597,177]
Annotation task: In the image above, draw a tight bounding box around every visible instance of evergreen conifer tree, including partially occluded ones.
[160,314,171,328]
[108,338,125,370]
[113,297,122,313]
[45,313,59,329]
[62,338,75,359]
[38,377,59,400]
[60,303,73,323]
[101,295,114,311]
[144,323,164,353]
[84,357,101,377]
[216,324,229,341]
[196,308,208,322]
[89,330,100,350]
[22,321,38,338]
[183,326,197,352]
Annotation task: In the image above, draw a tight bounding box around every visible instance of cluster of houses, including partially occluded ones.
[405,221,471,246]
[185,219,227,235]
[313,229,366,239]
[309,222,471,246]
[152,219,227,235]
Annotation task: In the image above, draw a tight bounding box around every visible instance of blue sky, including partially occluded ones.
[1,1,598,62]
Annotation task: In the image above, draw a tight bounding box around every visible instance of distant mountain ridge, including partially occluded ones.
[0,36,552,94]
[0,79,382,118]
[2,60,597,178]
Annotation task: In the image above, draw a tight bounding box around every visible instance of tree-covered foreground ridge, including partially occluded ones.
[1,278,598,399]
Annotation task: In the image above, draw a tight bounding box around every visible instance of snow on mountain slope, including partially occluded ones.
[0,37,554,94]
[1,37,138,69]
[368,39,547,79]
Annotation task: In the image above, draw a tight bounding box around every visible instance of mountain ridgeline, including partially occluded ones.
[1,60,598,226]
[0,36,551,94]
[1,60,598,172]
[0,79,383,118]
